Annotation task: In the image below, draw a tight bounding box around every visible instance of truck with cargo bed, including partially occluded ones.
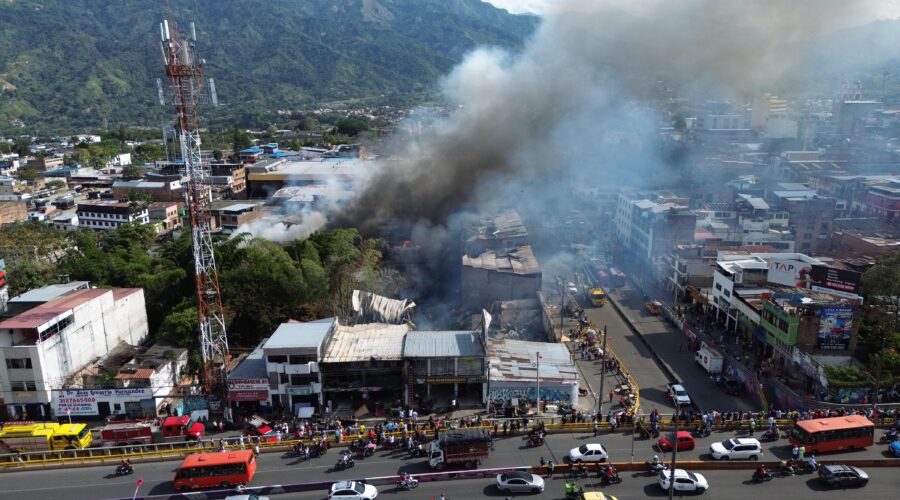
[428,428,491,470]
[99,416,205,447]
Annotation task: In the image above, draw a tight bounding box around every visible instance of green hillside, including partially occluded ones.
[0,0,536,132]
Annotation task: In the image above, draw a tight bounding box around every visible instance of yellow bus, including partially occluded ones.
[0,421,92,452]
[589,288,607,306]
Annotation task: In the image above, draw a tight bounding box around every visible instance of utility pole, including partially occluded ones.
[598,324,608,416]
[536,351,541,415]
[668,402,680,500]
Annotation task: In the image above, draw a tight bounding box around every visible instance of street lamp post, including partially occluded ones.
[668,402,680,500]
[598,325,608,416]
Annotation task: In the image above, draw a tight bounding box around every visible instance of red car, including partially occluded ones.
[658,431,695,452]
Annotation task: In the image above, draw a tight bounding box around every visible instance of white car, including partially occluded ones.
[567,282,578,294]
[709,438,763,460]
[658,469,708,494]
[329,481,378,500]
[667,383,692,406]
[567,443,608,463]
[496,471,545,494]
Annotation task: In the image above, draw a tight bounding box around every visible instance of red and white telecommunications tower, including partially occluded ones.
[158,18,228,391]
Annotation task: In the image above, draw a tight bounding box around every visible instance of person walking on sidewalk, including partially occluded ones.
[608,390,614,402]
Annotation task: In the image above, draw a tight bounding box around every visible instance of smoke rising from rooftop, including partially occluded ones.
[338,0,886,231]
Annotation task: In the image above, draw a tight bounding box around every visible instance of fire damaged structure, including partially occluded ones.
[403,330,486,410]
[461,246,542,311]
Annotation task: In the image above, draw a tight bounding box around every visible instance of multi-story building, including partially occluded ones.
[26,156,64,172]
[767,187,836,253]
[863,179,900,220]
[112,179,183,202]
[76,200,149,230]
[209,162,247,199]
[403,330,486,408]
[263,321,329,413]
[614,192,696,262]
[0,287,149,420]
[148,202,182,235]
[208,202,264,232]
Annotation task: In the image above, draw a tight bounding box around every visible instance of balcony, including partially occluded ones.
[267,361,319,375]
[281,382,322,396]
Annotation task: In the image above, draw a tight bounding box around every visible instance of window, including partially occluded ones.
[715,283,722,291]
[10,381,37,391]
[267,355,288,364]
[278,373,288,384]
[723,289,731,297]
[289,355,312,365]
[5,358,32,369]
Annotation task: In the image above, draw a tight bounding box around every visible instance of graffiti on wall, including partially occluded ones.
[488,386,571,403]
[830,388,869,405]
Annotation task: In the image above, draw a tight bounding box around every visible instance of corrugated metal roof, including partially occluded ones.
[461,245,540,275]
[0,288,110,329]
[487,339,576,383]
[323,323,409,362]
[8,282,90,304]
[265,319,334,349]
[403,331,485,358]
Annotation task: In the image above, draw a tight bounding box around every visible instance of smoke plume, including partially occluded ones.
[338,0,888,231]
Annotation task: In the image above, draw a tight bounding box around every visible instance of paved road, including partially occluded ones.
[266,469,900,500]
[607,285,757,413]
[5,430,895,499]
[585,303,676,414]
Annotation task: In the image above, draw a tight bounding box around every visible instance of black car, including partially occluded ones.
[717,378,743,396]
[817,464,869,488]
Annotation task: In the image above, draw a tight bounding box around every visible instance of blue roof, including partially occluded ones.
[240,146,262,154]
[228,342,267,380]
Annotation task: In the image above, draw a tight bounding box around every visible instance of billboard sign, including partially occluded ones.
[227,378,270,402]
[767,258,815,288]
[809,265,861,297]
[817,307,854,350]
[52,388,153,416]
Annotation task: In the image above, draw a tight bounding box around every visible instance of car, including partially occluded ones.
[645,300,662,315]
[817,464,868,488]
[567,443,608,463]
[717,377,743,396]
[709,438,763,460]
[666,383,692,406]
[889,440,900,457]
[225,495,270,500]
[329,481,378,500]
[657,469,708,494]
[658,431,695,452]
[567,282,578,294]
[496,471,545,494]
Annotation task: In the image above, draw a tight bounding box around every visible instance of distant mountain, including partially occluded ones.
[0,0,537,132]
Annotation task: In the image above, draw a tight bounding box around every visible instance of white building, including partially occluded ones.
[0,288,149,419]
[262,320,331,413]
[76,201,149,230]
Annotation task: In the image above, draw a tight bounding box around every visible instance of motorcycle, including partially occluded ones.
[752,469,773,483]
[334,452,355,471]
[396,476,419,490]
[760,429,779,442]
[692,426,711,438]
[599,465,621,485]
[878,429,898,444]
[564,483,583,499]
[567,464,588,478]
[409,444,426,458]
[526,433,545,447]
[646,460,667,474]
[115,464,134,476]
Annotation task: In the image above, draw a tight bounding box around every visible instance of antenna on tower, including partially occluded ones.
[208,78,218,106]
[156,78,166,106]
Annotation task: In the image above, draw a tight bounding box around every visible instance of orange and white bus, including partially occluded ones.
[173,450,257,491]
[789,415,874,454]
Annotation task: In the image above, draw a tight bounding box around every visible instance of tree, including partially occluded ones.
[121,164,143,179]
[46,179,66,190]
[231,127,252,154]
[12,138,31,156]
[335,116,370,137]
[133,143,165,164]
[213,149,223,161]
[16,167,39,182]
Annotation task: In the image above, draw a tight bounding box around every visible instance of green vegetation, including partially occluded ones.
[0,221,403,369]
[0,0,537,132]
[852,251,900,389]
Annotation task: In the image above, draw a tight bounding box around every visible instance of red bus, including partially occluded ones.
[173,450,257,491]
[789,415,874,454]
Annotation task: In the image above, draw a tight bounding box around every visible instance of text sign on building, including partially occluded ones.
[52,388,153,416]
[809,265,861,296]
[818,307,854,350]
[767,258,814,288]
[227,378,270,402]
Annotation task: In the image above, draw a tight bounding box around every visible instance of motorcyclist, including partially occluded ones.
[650,455,660,466]
[119,458,132,470]
[755,464,769,479]
[780,459,794,476]
[564,481,580,497]
[603,464,617,481]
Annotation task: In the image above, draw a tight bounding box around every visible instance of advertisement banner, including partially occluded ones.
[52,388,153,416]
[809,265,861,296]
[817,307,854,350]
[227,379,270,391]
[767,258,815,288]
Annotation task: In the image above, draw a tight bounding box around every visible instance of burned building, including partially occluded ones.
[461,245,542,311]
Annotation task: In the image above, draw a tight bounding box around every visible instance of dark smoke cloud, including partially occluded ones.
[337,0,886,231]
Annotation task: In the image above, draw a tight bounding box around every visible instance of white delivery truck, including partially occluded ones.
[695,342,724,374]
